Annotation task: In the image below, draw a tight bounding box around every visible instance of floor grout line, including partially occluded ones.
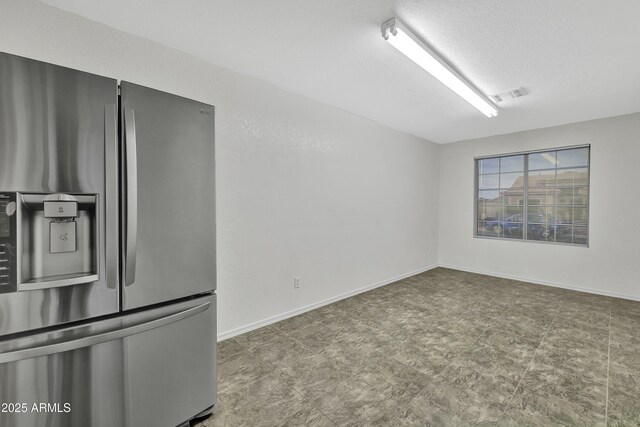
[289,386,338,426]
[605,305,612,426]
[214,274,625,426]
[371,302,498,423]
[496,296,565,425]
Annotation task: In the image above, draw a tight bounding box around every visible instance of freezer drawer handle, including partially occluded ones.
[123,105,138,286]
[0,301,210,364]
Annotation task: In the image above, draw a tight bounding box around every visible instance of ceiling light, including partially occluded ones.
[381,18,498,118]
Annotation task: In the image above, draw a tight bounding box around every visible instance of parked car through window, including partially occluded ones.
[475,146,590,246]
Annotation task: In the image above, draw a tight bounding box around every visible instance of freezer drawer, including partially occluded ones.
[0,295,216,427]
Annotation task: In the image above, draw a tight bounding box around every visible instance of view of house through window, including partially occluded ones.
[475,146,590,245]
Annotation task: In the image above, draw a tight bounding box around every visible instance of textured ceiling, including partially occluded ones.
[41,0,640,143]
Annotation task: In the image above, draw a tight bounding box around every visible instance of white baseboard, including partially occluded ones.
[217,263,439,341]
[218,262,640,342]
[439,263,640,302]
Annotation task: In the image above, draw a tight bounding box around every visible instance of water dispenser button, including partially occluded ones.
[50,222,77,253]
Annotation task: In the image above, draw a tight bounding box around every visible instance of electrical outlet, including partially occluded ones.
[293,277,300,289]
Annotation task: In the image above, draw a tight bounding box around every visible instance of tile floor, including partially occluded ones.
[196,268,640,426]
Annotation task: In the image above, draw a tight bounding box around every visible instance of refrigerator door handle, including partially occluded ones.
[0,301,210,364]
[105,104,119,292]
[123,105,138,286]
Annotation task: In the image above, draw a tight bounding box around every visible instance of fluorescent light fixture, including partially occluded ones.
[381,18,498,118]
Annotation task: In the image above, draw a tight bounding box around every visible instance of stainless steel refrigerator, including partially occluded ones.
[0,52,217,427]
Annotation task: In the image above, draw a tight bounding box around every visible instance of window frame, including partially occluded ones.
[473,144,591,247]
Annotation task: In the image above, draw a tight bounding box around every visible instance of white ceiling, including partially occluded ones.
[42,0,640,143]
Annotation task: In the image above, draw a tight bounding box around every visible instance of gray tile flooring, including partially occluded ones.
[196,268,640,426]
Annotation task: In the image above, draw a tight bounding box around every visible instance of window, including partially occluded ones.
[475,145,590,246]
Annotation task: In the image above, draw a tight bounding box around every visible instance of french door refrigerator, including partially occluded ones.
[0,52,217,427]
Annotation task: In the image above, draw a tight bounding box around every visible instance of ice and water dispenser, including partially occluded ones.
[0,192,98,293]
